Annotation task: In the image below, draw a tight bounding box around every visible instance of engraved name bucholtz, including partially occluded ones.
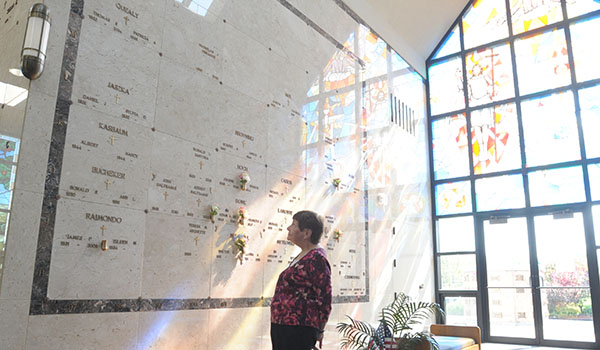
[92,167,126,179]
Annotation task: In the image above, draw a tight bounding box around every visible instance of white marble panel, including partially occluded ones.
[82,0,167,52]
[209,222,265,298]
[326,222,367,298]
[148,132,215,219]
[58,104,152,209]
[141,213,211,299]
[72,8,162,128]
[0,299,29,350]
[26,313,139,350]
[265,105,307,178]
[0,190,43,299]
[0,0,33,39]
[47,198,145,299]
[212,84,268,163]
[207,307,265,350]
[220,24,276,104]
[287,0,357,52]
[12,91,54,194]
[137,309,209,350]
[153,58,221,145]
[162,0,225,80]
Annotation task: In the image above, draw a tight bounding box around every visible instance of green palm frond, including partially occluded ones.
[337,315,378,350]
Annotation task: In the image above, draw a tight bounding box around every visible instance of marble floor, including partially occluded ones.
[482,344,589,350]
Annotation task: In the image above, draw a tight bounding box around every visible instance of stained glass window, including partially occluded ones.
[514,29,570,95]
[475,174,525,211]
[432,114,469,180]
[510,0,563,35]
[528,166,586,206]
[463,0,509,49]
[589,163,600,201]
[471,103,521,174]
[323,32,355,92]
[567,0,600,19]
[435,180,472,215]
[433,24,461,60]
[359,25,387,80]
[437,216,475,252]
[429,57,465,116]
[0,136,19,163]
[578,84,600,159]
[570,16,600,83]
[302,101,318,145]
[307,78,319,98]
[323,91,356,140]
[521,91,580,167]
[363,80,389,131]
[466,43,515,107]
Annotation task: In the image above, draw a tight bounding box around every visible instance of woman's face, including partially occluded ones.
[287,219,304,245]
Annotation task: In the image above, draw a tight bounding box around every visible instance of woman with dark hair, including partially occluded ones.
[271,210,332,350]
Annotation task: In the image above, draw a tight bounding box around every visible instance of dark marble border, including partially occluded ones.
[29,0,369,315]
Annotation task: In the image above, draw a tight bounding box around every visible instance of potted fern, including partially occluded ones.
[337,292,444,350]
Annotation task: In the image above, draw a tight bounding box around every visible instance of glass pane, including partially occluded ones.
[364,80,389,131]
[433,24,461,59]
[514,29,571,95]
[435,181,473,215]
[570,16,600,83]
[466,43,515,107]
[444,296,478,326]
[510,0,563,35]
[323,32,355,92]
[429,57,465,116]
[594,205,600,246]
[437,216,475,252]
[488,288,535,338]
[302,101,318,145]
[462,0,509,50]
[528,166,586,206]
[307,78,319,98]
[432,114,469,180]
[391,50,409,72]
[475,174,525,211]
[440,254,477,290]
[578,84,600,158]
[0,164,15,210]
[0,212,8,283]
[484,217,531,287]
[589,163,600,201]
[534,213,595,342]
[521,91,580,167]
[359,25,387,80]
[323,91,356,139]
[567,0,600,19]
[0,135,19,163]
[471,103,521,174]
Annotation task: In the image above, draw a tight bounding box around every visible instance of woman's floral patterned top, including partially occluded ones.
[271,247,332,330]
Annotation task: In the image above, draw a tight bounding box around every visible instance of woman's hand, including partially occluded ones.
[313,331,324,349]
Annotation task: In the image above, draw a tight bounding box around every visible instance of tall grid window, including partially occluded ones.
[427,0,600,345]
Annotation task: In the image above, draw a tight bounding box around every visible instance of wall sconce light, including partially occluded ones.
[20,3,51,80]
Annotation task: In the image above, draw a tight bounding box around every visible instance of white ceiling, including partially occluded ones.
[343,0,468,77]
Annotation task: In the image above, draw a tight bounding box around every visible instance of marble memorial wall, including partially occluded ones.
[0,0,433,349]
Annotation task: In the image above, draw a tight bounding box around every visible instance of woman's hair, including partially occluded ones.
[293,210,324,244]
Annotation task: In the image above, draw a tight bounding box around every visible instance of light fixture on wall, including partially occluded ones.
[20,3,51,80]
